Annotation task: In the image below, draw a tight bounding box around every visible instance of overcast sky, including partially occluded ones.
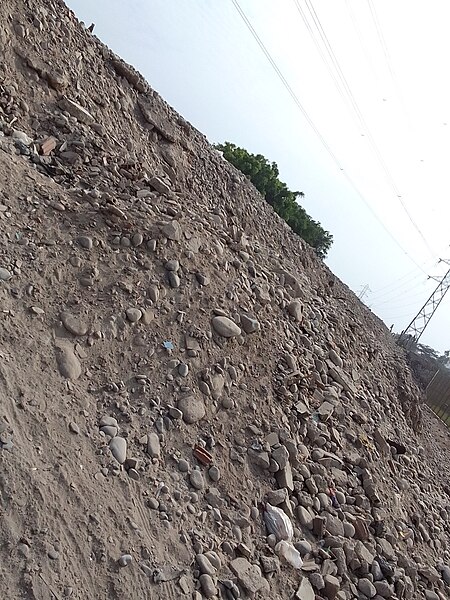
[66,0,450,352]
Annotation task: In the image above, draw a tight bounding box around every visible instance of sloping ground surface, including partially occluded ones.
[0,2,450,599]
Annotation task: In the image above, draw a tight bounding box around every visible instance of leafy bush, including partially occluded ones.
[215,142,333,258]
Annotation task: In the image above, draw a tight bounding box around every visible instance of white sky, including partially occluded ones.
[66,0,450,353]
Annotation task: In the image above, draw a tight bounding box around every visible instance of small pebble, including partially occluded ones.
[126,308,142,323]
[0,267,13,281]
[69,422,80,434]
[178,363,189,377]
[169,407,183,419]
[77,236,93,249]
[178,459,189,472]
[190,470,204,490]
[118,554,132,567]
[208,466,220,482]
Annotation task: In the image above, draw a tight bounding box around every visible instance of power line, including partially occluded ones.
[345,0,381,90]
[293,0,347,108]
[369,272,425,299]
[366,0,396,86]
[230,0,434,274]
[295,0,436,258]
[373,292,432,312]
[370,286,434,308]
[337,172,432,274]
[231,0,340,166]
[369,274,432,302]
[365,0,427,185]
[380,311,423,322]
[356,0,428,178]
[369,260,434,296]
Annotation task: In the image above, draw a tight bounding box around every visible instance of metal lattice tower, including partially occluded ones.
[399,260,450,348]
[358,284,371,301]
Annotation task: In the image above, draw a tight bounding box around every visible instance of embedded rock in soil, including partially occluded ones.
[61,311,89,336]
[211,316,241,338]
[178,396,206,424]
[55,342,82,380]
[287,300,303,322]
[109,437,127,464]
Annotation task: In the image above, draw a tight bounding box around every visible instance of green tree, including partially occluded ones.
[215,142,333,258]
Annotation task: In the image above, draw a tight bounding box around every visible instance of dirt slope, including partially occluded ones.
[0,2,450,599]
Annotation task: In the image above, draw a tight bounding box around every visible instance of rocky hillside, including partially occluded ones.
[0,1,450,599]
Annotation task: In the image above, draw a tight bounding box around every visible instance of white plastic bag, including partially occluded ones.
[275,540,303,569]
[263,503,294,541]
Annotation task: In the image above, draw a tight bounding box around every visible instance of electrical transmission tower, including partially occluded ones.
[358,284,371,301]
[399,260,450,349]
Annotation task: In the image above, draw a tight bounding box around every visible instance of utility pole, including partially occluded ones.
[399,259,450,349]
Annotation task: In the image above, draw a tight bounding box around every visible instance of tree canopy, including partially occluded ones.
[215,141,333,258]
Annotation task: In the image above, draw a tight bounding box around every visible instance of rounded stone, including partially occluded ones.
[169,407,183,419]
[374,580,394,597]
[147,432,161,458]
[309,572,325,590]
[298,444,309,459]
[77,236,93,249]
[118,554,132,567]
[69,422,80,434]
[148,285,159,303]
[126,308,142,323]
[128,469,139,481]
[178,396,205,424]
[61,311,88,336]
[0,267,12,281]
[178,363,189,377]
[287,300,303,322]
[222,396,234,409]
[208,466,220,482]
[168,272,180,288]
[17,544,30,557]
[13,129,33,145]
[196,554,216,575]
[109,436,127,464]
[358,578,376,598]
[55,344,82,380]
[335,491,346,505]
[190,469,204,490]
[294,540,312,556]
[178,459,189,472]
[199,573,216,598]
[211,316,241,338]
[441,565,450,585]
[204,551,221,570]
[100,425,118,438]
[165,260,179,271]
[132,233,143,247]
[100,416,118,428]
[343,521,355,538]
[240,314,260,334]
